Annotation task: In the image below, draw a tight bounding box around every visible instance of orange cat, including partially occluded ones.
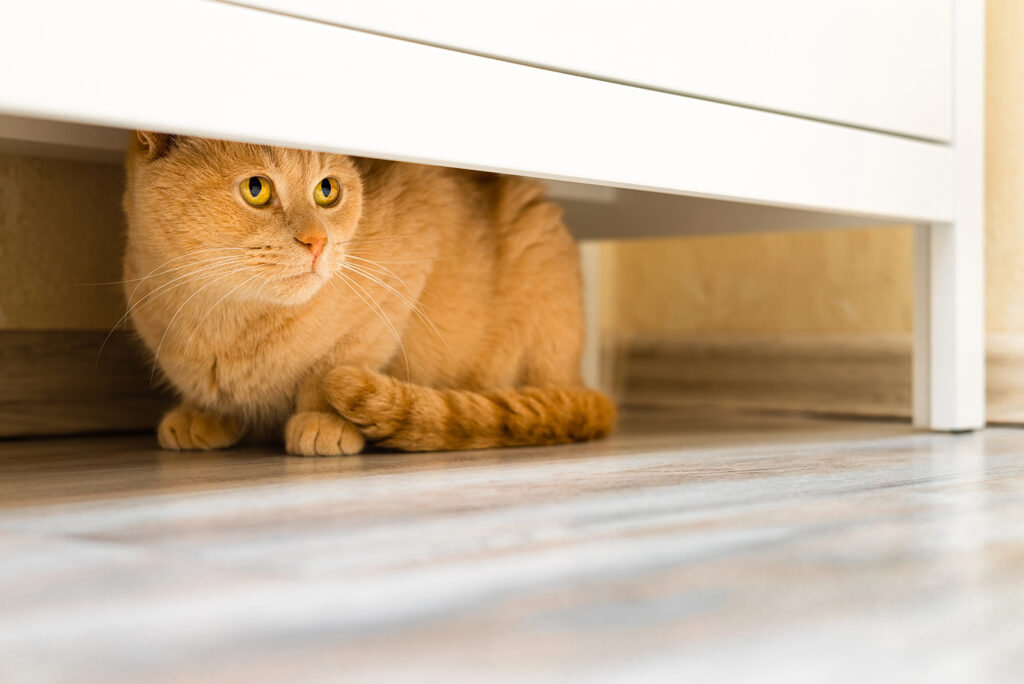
[122,133,615,455]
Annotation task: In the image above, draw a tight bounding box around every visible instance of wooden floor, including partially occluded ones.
[2,407,1024,683]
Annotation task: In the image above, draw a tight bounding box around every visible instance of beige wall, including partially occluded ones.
[606,226,913,335]
[985,0,1024,334]
[606,0,1023,340]
[0,154,125,330]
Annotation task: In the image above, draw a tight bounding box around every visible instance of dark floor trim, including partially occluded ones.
[0,330,171,438]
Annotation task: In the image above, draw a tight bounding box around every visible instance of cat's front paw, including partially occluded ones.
[158,404,244,450]
[285,411,365,456]
[322,366,403,441]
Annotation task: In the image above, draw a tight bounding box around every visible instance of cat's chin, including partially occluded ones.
[256,273,327,306]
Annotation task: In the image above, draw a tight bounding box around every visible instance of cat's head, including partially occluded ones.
[123,132,364,305]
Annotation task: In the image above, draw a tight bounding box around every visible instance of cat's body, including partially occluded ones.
[123,134,614,455]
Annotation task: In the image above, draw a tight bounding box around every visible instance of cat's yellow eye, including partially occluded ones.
[240,176,272,206]
[313,177,342,207]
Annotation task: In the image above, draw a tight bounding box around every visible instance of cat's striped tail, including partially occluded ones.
[323,367,616,451]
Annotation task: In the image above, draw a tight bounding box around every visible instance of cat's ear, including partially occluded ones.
[134,131,176,161]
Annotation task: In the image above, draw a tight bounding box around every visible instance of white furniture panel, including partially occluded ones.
[0,0,951,223]
[232,0,954,141]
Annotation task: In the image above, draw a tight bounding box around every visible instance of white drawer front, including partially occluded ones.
[233,0,953,141]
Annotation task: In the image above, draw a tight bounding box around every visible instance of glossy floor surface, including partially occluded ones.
[1,408,1023,683]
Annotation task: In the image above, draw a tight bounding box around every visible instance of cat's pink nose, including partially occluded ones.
[296,234,327,262]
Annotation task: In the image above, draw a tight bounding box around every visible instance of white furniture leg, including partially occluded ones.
[578,240,605,393]
[913,0,986,432]
[913,223,984,431]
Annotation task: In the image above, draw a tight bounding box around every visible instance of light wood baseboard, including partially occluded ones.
[0,330,171,438]
[612,333,1024,425]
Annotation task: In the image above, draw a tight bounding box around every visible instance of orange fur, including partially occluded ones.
[122,133,615,455]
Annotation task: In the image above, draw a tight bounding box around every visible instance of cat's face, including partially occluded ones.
[124,133,364,305]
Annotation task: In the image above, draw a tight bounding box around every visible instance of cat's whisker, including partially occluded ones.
[343,254,403,278]
[340,263,457,363]
[97,259,250,365]
[339,232,419,245]
[122,247,248,292]
[125,253,251,304]
[141,246,249,272]
[341,255,417,299]
[81,253,249,287]
[121,259,250,328]
[183,271,265,355]
[345,246,451,266]
[121,259,251,338]
[346,252,449,268]
[344,253,455,309]
[335,270,412,383]
[340,259,435,305]
[124,253,252,285]
[255,273,272,300]
[150,266,261,380]
[351,256,449,265]
[101,258,246,365]
[340,262,427,313]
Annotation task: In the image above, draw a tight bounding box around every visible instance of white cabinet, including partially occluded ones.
[235,0,953,141]
[0,0,985,430]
